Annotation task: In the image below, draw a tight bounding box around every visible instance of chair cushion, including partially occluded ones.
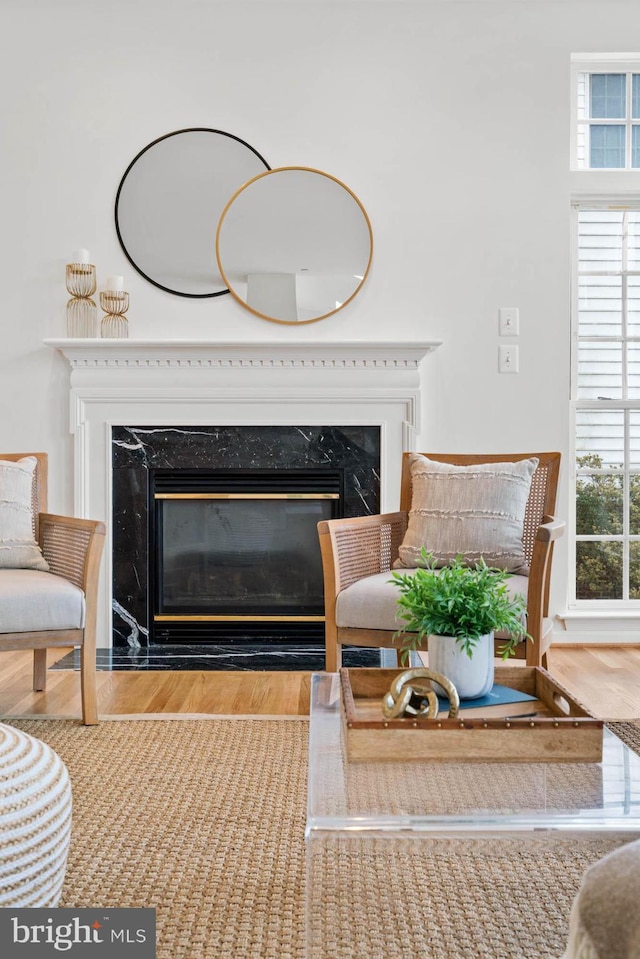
[0,457,49,571]
[396,454,539,573]
[337,568,529,636]
[0,569,85,632]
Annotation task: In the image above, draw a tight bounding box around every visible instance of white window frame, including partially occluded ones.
[571,53,640,171]
[566,54,640,634]
[569,199,640,612]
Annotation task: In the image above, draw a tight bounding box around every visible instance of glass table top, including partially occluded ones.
[307,673,640,836]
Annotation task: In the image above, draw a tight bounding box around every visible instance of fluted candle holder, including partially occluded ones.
[66,259,97,337]
[100,289,129,338]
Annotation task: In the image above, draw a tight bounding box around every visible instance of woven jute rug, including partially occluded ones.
[4,718,640,959]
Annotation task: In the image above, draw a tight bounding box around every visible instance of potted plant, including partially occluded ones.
[390,551,530,699]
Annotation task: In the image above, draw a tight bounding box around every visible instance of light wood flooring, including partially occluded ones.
[0,645,639,721]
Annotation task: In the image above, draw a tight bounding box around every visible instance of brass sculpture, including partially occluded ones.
[382,668,460,720]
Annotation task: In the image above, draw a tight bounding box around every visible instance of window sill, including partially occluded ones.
[554,611,640,644]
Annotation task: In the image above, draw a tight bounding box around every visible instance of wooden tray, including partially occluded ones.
[340,667,603,763]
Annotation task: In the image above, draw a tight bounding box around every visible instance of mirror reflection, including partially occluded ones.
[115,128,270,298]
[215,167,373,324]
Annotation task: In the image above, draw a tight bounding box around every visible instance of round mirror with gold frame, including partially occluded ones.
[215,167,373,324]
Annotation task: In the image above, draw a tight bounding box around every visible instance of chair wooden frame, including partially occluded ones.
[0,453,106,724]
[318,451,565,672]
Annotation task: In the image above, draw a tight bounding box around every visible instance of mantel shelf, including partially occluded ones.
[44,338,442,370]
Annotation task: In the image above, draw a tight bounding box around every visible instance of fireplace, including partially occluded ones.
[45,338,440,649]
[112,424,380,647]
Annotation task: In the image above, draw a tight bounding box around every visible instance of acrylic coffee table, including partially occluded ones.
[305,672,640,959]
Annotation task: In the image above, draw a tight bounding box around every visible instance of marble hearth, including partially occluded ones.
[45,339,441,650]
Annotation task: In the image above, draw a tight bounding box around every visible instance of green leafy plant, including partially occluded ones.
[390,550,531,666]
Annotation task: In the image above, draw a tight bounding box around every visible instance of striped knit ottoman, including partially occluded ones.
[0,723,72,907]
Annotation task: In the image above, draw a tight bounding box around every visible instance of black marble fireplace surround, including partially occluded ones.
[107,424,381,670]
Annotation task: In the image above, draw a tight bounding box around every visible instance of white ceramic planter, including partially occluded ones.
[428,632,494,700]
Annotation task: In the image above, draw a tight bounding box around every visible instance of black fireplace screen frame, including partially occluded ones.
[149,468,343,643]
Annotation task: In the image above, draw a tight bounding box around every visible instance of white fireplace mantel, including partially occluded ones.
[44,338,440,370]
[45,337,441,647]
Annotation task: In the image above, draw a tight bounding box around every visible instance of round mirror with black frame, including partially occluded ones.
[215,166,373,324]
[114,128,270,298]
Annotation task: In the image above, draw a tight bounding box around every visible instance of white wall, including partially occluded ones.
[2,0,640,622]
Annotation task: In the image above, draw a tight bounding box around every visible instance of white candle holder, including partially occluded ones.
[65,262,97,336]
[100,290,129,338]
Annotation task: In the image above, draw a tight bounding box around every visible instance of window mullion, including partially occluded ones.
[622,213,631,598]
[624,409,631,599]
[628,72,634,168]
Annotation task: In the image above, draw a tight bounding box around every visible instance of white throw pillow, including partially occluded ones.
[0,457,49,571]
[396,454,539,573]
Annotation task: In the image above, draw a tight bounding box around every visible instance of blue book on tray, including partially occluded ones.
[437,683,538,713]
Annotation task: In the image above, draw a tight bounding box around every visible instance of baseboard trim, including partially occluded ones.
[551,632,640,647]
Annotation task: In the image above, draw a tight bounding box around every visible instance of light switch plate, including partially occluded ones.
[499,307,519,336]
[498,344,519,373]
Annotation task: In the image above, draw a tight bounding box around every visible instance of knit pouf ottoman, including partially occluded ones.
[562,838,640,959]
[0,722,72,906]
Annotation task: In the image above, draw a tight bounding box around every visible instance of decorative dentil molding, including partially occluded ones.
[44,338,441,371]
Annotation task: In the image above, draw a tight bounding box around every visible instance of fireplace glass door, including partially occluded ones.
[150,469,342,642]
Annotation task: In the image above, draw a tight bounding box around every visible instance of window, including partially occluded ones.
[573,58,640,169]
[572,206,640,603]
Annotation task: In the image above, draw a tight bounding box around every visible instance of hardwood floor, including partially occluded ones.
[545,645,640,720]
[0,649,312,718]
[0,645,638,721]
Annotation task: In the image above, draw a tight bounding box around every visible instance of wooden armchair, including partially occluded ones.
[318,451,565,672]
[0,453,106,724]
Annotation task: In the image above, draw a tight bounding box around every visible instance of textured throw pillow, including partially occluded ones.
[0,457,49,571]
[396,454,539,573]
